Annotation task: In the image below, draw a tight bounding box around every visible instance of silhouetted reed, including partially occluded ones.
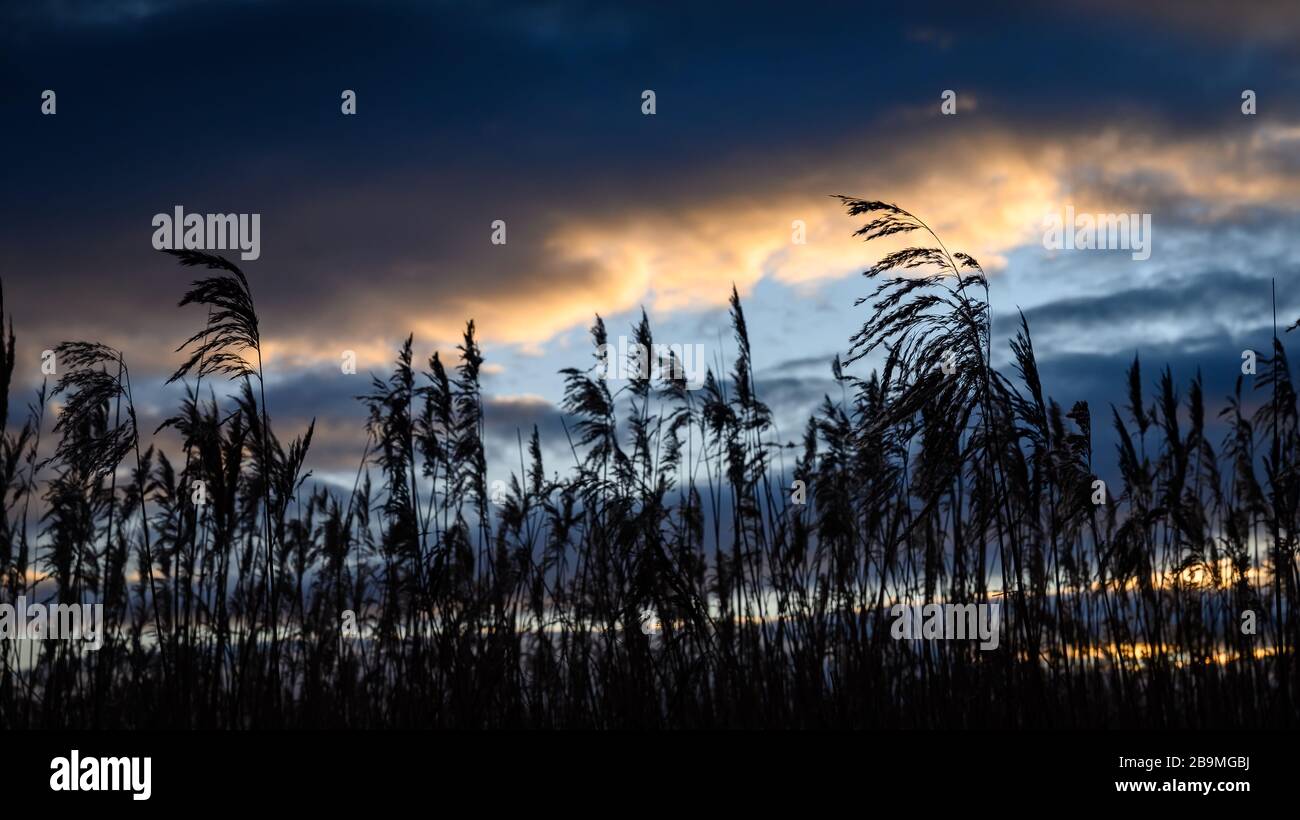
[1,201,1296,729]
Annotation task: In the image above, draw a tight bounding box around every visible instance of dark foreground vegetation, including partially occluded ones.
[1,199,1296,728]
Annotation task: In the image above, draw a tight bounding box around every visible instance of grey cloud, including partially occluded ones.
[1003,268,1300,359]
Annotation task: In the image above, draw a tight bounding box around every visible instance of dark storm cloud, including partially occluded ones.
[5,0,1300,490]
[4,1,1298,356]
[1006,268,1300,354]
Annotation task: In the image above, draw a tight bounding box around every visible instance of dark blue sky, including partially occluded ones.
[3,0,1299,483]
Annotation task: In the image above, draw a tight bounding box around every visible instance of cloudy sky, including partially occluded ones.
[3,0,1300,485]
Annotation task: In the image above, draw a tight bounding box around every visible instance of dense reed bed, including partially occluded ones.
[1,198,1296,728]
